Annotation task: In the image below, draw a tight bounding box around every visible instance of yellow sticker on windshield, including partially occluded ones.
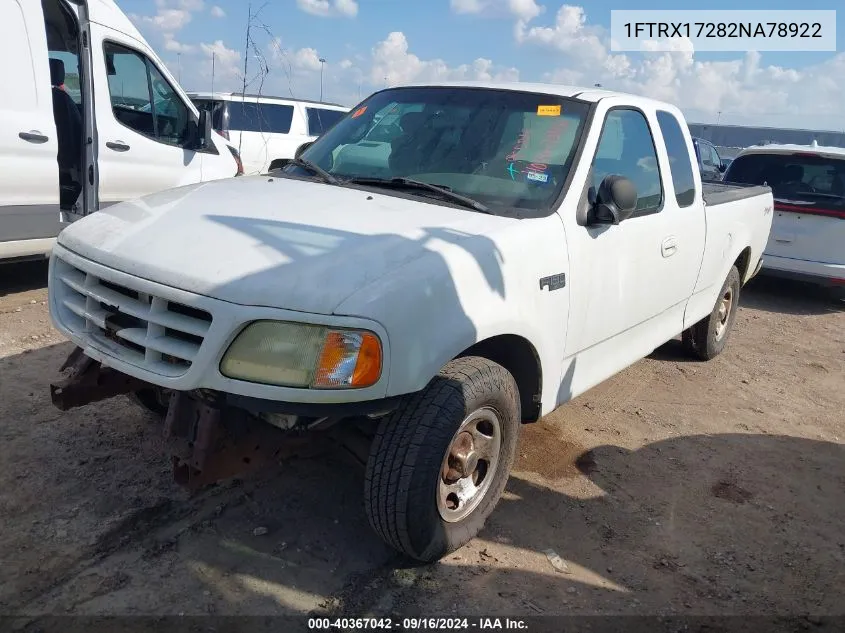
[537,105,562,116]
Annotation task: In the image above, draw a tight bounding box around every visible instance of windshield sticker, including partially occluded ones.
[352,106,368,118]
[537,105,562,117]
[526,171,550,184]
[506,130,531,162]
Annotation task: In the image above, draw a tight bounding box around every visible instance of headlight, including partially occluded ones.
[219,321,382,389]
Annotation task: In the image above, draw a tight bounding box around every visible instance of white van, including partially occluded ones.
[0,0,241,262]
[724,142,845,297]
[188,92,349,175]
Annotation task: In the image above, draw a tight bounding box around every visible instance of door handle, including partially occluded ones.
[661,236,678,258]
[106,141,130,152]
[19,131,49,143]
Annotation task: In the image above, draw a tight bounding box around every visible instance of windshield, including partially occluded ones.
[291,87,591,214]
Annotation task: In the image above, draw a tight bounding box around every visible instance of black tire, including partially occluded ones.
[682,265,741,361]
[364,356,520,562]
[129,387,171,419]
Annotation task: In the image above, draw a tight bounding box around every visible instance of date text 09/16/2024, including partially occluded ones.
[307,617,529,630]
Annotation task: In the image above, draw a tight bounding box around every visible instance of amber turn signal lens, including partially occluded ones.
[313,330,382,388]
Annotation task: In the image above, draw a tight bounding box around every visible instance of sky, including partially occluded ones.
[119,0,845,131]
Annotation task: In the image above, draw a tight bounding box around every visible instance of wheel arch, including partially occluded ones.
[456,334,543,423]
[734,246,753,284]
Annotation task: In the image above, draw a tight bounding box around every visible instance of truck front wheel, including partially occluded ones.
[364,356,521,562]
[129,387,172,419]
[682,265,741,361]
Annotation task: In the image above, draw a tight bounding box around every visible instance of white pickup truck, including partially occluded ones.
[47,82,774,562]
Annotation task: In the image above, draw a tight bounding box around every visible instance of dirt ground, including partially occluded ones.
[1,260,843,626]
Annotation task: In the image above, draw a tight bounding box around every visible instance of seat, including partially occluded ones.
[50,59,82,167]
[49,59,83,208]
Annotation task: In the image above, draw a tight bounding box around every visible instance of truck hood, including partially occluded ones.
[57,176,515,314]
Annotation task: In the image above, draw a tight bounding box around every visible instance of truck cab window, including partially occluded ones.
[592,109,663,216]
[104,42,190,146]
[656,111,696,207]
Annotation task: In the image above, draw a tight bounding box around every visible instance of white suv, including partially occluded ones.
[187,92,349,176]
[724,142,845,297]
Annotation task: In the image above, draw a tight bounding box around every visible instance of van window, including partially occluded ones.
[591,109,663,216]
[656,111,696,207]
[727,152,845,217]
[104,42,190,146]
[306,108,346,136]
[229,102,294,134]
[192,99,227,133]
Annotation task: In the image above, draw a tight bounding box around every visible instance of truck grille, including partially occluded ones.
[53,257,213,376]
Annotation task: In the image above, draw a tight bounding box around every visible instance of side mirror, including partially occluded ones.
[190,109,213,151]
[295,141,314,159]
[718,162,727,173]
[591,175,638,225]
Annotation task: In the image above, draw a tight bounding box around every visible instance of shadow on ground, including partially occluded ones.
[0,260,49,297]
[3,343,843,625]
[740,275,844,316]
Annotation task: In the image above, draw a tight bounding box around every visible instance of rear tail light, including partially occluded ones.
[774,202,845,220]
[227,145,244,177]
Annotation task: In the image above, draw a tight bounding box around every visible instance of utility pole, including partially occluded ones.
[717,111,722,124]
[177,53,182,83]
[319,57,326,101]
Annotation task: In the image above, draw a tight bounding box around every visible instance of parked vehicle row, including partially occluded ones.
[1,0,243,263]
[692,136,727,182]
[188,92,350,175]
[47,81,774,562]
[724,141,845,294]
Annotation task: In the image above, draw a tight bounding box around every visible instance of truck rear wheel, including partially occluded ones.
[682,265,741,361]
[364,356,520,562]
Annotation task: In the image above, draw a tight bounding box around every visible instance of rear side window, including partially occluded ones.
[229,102,294,133]
[656,111,696,207]
[726,153,845,202]
[307,108,346,135]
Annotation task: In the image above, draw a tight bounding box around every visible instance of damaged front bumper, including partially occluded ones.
[50,347,401,490]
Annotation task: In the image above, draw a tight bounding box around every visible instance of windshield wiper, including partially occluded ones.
[344,177,490,214]
[287,157,340,185]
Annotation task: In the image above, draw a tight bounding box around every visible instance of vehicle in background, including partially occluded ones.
[47,82,773,562]
[187,93,350,175]
[692,137,727,181]
[724,142,845,296]
[0,0,242,264]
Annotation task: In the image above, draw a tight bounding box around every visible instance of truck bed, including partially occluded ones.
[703,182,771,207]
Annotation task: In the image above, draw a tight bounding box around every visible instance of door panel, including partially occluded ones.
[91,29,203,204]
[0,0,61,242]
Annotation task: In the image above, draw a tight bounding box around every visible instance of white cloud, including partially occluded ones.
[134,0,206,33]
[370,31,519,86]
[296,0,359,18]
[515,5,605,64]
[210,5,225,18]
[199,40,241,79]
[520,6,845,129]
[139,8,192,32]
[293,48,324,72]
[163,35,194,53]
[450,0,542,21]
[339,59,354,70]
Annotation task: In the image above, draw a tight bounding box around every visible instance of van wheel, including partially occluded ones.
[129,388,172,419]
[364,357,520,562]
[682,265,741,361]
